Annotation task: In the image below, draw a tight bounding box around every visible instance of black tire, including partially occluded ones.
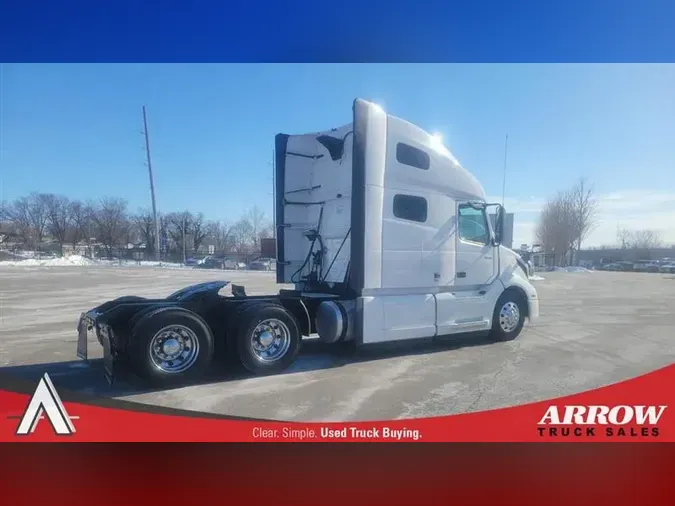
[235,303,301,375]
[129,307,215,385]
[489,290,526,342]
[225,301,270,364]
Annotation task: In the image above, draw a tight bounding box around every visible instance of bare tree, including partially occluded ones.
[617,227,632,249]
[0,209,19,247]
[44,194,72,255]
[190,212,208,253]
[2,194,51,251]
[536,189,576,266]
[133,208,157,254]
[159,214,170,255]
[618,229,663,250]
[536,179,599,266]
[27,193,50,250]
[231,216,254,253]
[68,200,93,251]
[0,227,17,247]
[2,197,33,246]
[244,206,275,251]
[91,197,129,257]
[569,178,598,264]
[0,200,8,221]
[247,206,267,248]
[632,229,663,249]
[122,218,138,246]
[207,220,232,253]
[166,211,193,258]
[259,222,273,240]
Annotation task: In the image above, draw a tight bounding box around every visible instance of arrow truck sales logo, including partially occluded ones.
[10,373,78,436]
[537,405,667,438]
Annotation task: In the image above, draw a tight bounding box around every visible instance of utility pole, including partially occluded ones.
[142,106,161,263]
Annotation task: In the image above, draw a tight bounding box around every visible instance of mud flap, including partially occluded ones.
[76,314,88,361]
[76,313,115,385]
[100,330,115,386]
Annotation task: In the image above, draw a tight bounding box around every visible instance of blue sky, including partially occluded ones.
[2,64,675,247]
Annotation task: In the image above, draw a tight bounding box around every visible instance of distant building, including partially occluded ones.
[577,247,675,266]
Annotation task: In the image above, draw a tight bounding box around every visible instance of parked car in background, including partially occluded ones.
[248,257,275,271]
[196,256,247,270]
[633,261,660,272]
[196,256,223,269]
[658,263,675,274]
[222,257,247,270]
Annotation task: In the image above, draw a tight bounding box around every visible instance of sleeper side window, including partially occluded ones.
[396,143,430,170]
[393,194,428,223]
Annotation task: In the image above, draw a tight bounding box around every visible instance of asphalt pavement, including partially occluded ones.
[1,266,674,421]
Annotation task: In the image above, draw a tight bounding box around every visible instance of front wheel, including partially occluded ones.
[490,291,526,342]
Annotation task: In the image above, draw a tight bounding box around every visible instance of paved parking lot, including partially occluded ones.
[1,266,674,421]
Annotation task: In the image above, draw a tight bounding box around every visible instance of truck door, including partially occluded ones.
[454,203,497,288]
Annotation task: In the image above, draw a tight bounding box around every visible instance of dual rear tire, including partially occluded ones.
[129,307,215,385]
[129,303,301,386]
[230,303,301,375]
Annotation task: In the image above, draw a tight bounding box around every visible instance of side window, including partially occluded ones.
[458,205,489,245]
[396,143,430,170]
[393,194,427,223]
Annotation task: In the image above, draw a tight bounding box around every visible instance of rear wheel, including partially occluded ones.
[490,290,526,342]
[236,303,301,375]
[129,308,214,385]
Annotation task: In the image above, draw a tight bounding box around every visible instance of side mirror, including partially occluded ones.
[493,207,504,246]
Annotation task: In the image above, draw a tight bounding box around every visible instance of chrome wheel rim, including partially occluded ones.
[499,302,520,333]
[251,318,291,362]
[149,325,200,373]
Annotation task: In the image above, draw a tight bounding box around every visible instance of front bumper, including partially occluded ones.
[77,311,115,384]
[527,296,540,323]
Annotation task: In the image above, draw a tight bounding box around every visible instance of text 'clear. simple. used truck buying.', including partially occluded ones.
[76,99,540,386]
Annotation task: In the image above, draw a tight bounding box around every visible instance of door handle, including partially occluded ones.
[457,272,466,278]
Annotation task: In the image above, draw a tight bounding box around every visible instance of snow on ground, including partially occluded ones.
[95,259,189,269]
[529,275,546,281]
[0,255,96,267]
[0,255,189,269]
[554,266,594,273]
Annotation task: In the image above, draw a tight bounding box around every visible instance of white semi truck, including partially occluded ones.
[76,98,539,386]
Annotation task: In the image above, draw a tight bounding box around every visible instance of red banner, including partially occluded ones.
[1,363,673,442]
